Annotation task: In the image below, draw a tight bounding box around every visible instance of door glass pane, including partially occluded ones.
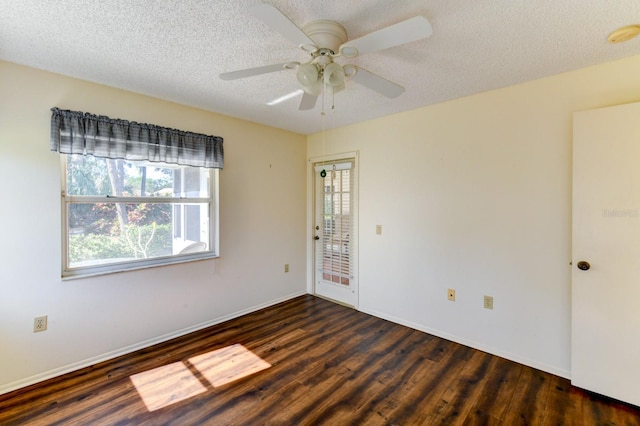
[318,168,352,286]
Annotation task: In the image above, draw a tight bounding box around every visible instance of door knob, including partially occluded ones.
[577,261,590,271]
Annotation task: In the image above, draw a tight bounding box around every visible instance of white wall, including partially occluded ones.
[0,61,307,394]
[307,54,640,378]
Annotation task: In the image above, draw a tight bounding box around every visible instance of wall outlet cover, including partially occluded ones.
[448,289,456,301]
[34,315,48,332]
[484,296,494,310]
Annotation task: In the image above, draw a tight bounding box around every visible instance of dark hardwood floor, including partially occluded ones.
[1,295,639,425]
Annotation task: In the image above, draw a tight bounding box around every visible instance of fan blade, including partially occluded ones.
[299,91,318,110]
[349,67,405,98]
[219,62,295,80]
[249,4,316,48]
[339,16,432,57]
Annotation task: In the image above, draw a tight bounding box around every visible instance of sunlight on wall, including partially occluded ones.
[130,344,271,412]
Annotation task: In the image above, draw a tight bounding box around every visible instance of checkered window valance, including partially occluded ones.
[50,108,223,169]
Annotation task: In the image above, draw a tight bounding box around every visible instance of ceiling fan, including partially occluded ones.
[219,4,433,110]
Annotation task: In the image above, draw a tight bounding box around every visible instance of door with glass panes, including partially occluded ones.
[313,159,358,307]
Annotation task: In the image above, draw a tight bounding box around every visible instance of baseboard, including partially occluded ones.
[0,290,306,396]
[359,305,571,380]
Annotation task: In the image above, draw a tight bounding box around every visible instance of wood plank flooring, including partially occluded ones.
[1,295,639,425]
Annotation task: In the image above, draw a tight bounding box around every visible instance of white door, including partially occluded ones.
[572,101,640,407]
[313,159,358,307]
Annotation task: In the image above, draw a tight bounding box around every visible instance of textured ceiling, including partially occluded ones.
[2,0,640,135]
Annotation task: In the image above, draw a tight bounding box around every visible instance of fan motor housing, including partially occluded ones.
[302,20,348,54]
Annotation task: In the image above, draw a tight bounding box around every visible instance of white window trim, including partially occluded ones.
[60,156,219,279]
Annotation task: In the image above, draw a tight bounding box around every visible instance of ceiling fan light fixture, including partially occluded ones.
[296,63,320,86]
[324,62,345,87]
[303,78,323,96]
[222,4,434,110]
[331,82,345,94]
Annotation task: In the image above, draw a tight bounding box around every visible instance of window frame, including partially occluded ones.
[60,155,219,279]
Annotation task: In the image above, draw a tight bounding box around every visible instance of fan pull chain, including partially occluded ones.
[321,74,326,116]
[331,85,336,110]
[321,99,327,175]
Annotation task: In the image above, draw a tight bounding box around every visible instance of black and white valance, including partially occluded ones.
[50,108,223,168]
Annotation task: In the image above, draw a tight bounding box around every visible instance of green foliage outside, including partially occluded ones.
[67,155,177,265]
[69,223,173,264]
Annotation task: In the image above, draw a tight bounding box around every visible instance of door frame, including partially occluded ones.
[307,151,359,308]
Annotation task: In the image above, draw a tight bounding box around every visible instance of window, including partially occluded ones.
[62,155,218,278]
[50,107,223,278]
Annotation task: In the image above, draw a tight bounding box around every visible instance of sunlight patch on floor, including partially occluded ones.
[189,343,271,387]
[130,344,271,412]
[129,362,207,412]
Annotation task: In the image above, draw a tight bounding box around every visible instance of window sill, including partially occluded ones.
[62,252,219,280]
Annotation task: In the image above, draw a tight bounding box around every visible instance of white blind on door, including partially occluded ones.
[315,161,354,286]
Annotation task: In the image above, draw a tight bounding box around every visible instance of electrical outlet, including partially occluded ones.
[34,316,48,332]
[484,295,494,310]
[284,264,289,273]
[376,225,382,235]
[447,289,456,301]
